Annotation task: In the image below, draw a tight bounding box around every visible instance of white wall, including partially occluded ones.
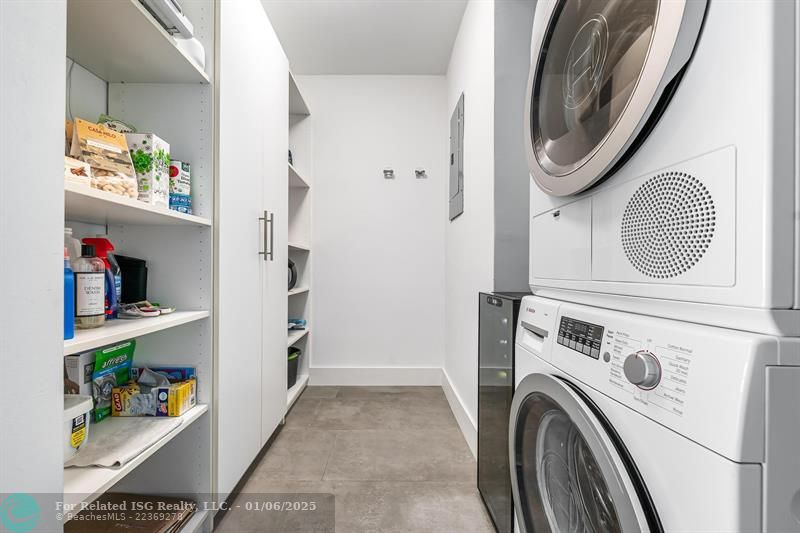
[298,75,448,384]
[443,0,495,454]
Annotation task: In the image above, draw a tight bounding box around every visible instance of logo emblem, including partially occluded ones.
[563,15,609,110]
[0,494,40,533]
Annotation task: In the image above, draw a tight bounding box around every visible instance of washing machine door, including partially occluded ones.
[510,373,660,533]
[525,0,706,197]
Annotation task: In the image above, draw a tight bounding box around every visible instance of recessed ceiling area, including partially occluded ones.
[261,0,468,75]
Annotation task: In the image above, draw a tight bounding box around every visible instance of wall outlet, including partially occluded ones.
[383,168,395,179]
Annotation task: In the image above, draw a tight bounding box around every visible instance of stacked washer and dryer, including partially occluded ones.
[512,0,800,531]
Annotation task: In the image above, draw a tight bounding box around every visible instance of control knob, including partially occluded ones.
[623,351,661,389]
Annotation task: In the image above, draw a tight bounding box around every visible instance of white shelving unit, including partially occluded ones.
[288,72,312,400]
[289,162,311,189]
[66,0,210,84]
[288,329,309,347]
[287,375,309,410]
[63,404,209,509]
[61,0,215,526]
[65,182,212,227]
[64,311,210,355]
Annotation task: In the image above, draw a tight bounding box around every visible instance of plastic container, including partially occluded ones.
[83,237,121,318]
[63,394,92,463]
[288,347,301,388]
[64,227,81,264]
[116,255,148,303]
[73,244,106,329]
[64,248,75,340]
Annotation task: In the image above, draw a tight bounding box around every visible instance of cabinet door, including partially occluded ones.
[216,0,271,500]
[259,22,289,446]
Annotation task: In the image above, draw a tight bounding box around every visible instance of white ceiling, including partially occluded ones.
[261,0,468,75]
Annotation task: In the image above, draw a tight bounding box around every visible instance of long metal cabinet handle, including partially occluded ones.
[259,210,268,260]
[267,211,275,261]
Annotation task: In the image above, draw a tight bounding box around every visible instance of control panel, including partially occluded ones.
[518,295,782,464]
[557,316,603,359]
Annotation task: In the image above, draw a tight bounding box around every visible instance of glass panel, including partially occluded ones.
[515,392,621,533]
[478,296,516,532]
[531,0,659,175]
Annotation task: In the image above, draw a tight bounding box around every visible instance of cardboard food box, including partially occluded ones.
[112,378,196,417]
[125,133,170,208]
[69,118,135,179]
[64,351,96,397]
[168,160,191,195]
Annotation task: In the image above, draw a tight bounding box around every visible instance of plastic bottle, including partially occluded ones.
[73,244,106,329]
[64,247,75,340]
[82,237,120,319]
[64,227,81,264]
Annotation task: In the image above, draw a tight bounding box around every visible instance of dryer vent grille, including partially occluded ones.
[621,172,715,279]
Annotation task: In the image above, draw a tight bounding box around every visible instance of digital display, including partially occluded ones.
[557,316,604,359]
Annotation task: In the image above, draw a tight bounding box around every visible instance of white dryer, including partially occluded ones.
[510,295,800,532]
[524,0,800,335]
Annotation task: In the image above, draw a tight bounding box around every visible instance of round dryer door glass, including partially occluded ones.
[525,0,706,196]
[533,0,658,175]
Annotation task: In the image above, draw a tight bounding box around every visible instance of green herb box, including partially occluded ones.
[125,133,170,208]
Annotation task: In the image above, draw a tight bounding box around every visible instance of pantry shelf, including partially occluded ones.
[65,182,212,227]
[288,329,309,347]
[66,0,210,84]
[288,287,310,296]
[289,163,311,189]
[64,311,210,355]
[63,404,209,511]
[287,375,309,410]
[289,72,311,115]
[288,242,311,252]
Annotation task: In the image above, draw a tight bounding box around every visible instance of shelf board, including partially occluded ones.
[63,404,209,510]
[288,242,311,252]
[288,287,310,297]
[65,311,210,355]
[65,182,211,227]
[287,375,309,410]
[288,329,309,347]
[289,72,311,115]
[67,0,210,84]
[288,163,311,189]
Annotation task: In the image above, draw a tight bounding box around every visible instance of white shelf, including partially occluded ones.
[288,287,310,297]
[67,0,210,84]
[63,404,209,510]
[288,241,311,252]
[288,163,311,189]
[65,311,210,355]
[288,329,309,347]
[289,72,311,115]
[65,182,212,227]
[180,509,210,533]
[287,375,309,410]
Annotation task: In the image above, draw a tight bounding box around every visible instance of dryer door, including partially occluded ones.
[509,373,661,533]
[525,0,706,197]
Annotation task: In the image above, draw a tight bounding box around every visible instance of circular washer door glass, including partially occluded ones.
[517,392,622,532]
[532,0,659,177]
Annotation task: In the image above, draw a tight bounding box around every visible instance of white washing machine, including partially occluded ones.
[510,295,800,532]
[524,0,800,335]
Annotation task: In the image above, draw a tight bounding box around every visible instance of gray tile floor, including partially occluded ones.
[217,386,494,532]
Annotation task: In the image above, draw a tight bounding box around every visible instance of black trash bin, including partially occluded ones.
[288,347,301,388]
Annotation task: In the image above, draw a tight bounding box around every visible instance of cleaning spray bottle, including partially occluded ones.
[82,237,120,319]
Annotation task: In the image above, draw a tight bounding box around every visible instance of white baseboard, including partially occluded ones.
[441,369,477,458]
[308,366,443,386]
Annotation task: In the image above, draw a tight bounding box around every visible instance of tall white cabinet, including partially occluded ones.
[216,0,289,500]
[0,0,299,529]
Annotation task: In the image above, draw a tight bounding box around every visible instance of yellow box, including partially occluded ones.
[112,378,196,417]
